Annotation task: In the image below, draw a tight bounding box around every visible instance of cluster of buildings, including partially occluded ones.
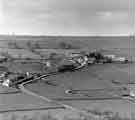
[55,51,130,72]
[87,51,130,64]
[0,72,36,88]
[0,50,131,88]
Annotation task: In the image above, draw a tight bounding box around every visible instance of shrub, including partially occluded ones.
[10,114,18,120]
[8,42,21,49]
[58,42,79,49]
[1,51,13,59]
[48,53,58,60]
[34,42,41,49]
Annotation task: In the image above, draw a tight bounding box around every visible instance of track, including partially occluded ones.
[0,107,65,113]
[0,91,21,94]
[54,97,122,101]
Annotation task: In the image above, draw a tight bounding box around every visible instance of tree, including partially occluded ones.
[8,42,21,49]
[18,53,22,58]
[26,41,35,52]
[59,42,79,49]
[34,42,41,49]
[25,41,44,58]
[10,114,18,120]
[1,51,13,59]
[49,53,57,60]
[26,41,32,49]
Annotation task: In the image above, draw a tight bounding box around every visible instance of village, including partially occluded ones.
[0,50,132,88]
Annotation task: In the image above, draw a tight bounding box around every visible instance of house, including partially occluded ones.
[0,55,8,63]
[104,54,116,59]
[87,57,96,64]
[112,57,126,63]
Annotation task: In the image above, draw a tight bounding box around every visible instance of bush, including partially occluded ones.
[8,42,21,49]
[26,41,41,50]
[26,41,34,51]
[59,42,79,49]
[34,42,41,49]
[1,51,13,59]
[48,53,58,60]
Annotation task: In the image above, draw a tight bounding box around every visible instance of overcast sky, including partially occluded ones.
[0,0,135,35]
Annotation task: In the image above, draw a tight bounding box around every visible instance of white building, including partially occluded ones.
[112,57,126,62]
[46,61,51,67]
[104,54,116,59]
[129,90,135,97]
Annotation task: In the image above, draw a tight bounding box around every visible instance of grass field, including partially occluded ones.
[24,64,135,116]
[0,35,135,119]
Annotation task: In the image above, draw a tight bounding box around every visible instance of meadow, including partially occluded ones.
[0,35,135,119]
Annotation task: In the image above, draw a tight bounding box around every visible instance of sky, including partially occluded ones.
[0,0,135,36]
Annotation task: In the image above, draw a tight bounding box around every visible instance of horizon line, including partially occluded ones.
[0,33,134,37]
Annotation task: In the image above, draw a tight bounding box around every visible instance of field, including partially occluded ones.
[1,35,135,119]
[25,64,135,115]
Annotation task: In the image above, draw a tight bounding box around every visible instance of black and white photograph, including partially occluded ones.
[1,0,135,120]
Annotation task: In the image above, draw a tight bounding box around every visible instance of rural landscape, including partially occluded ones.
[1,35,135,120]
